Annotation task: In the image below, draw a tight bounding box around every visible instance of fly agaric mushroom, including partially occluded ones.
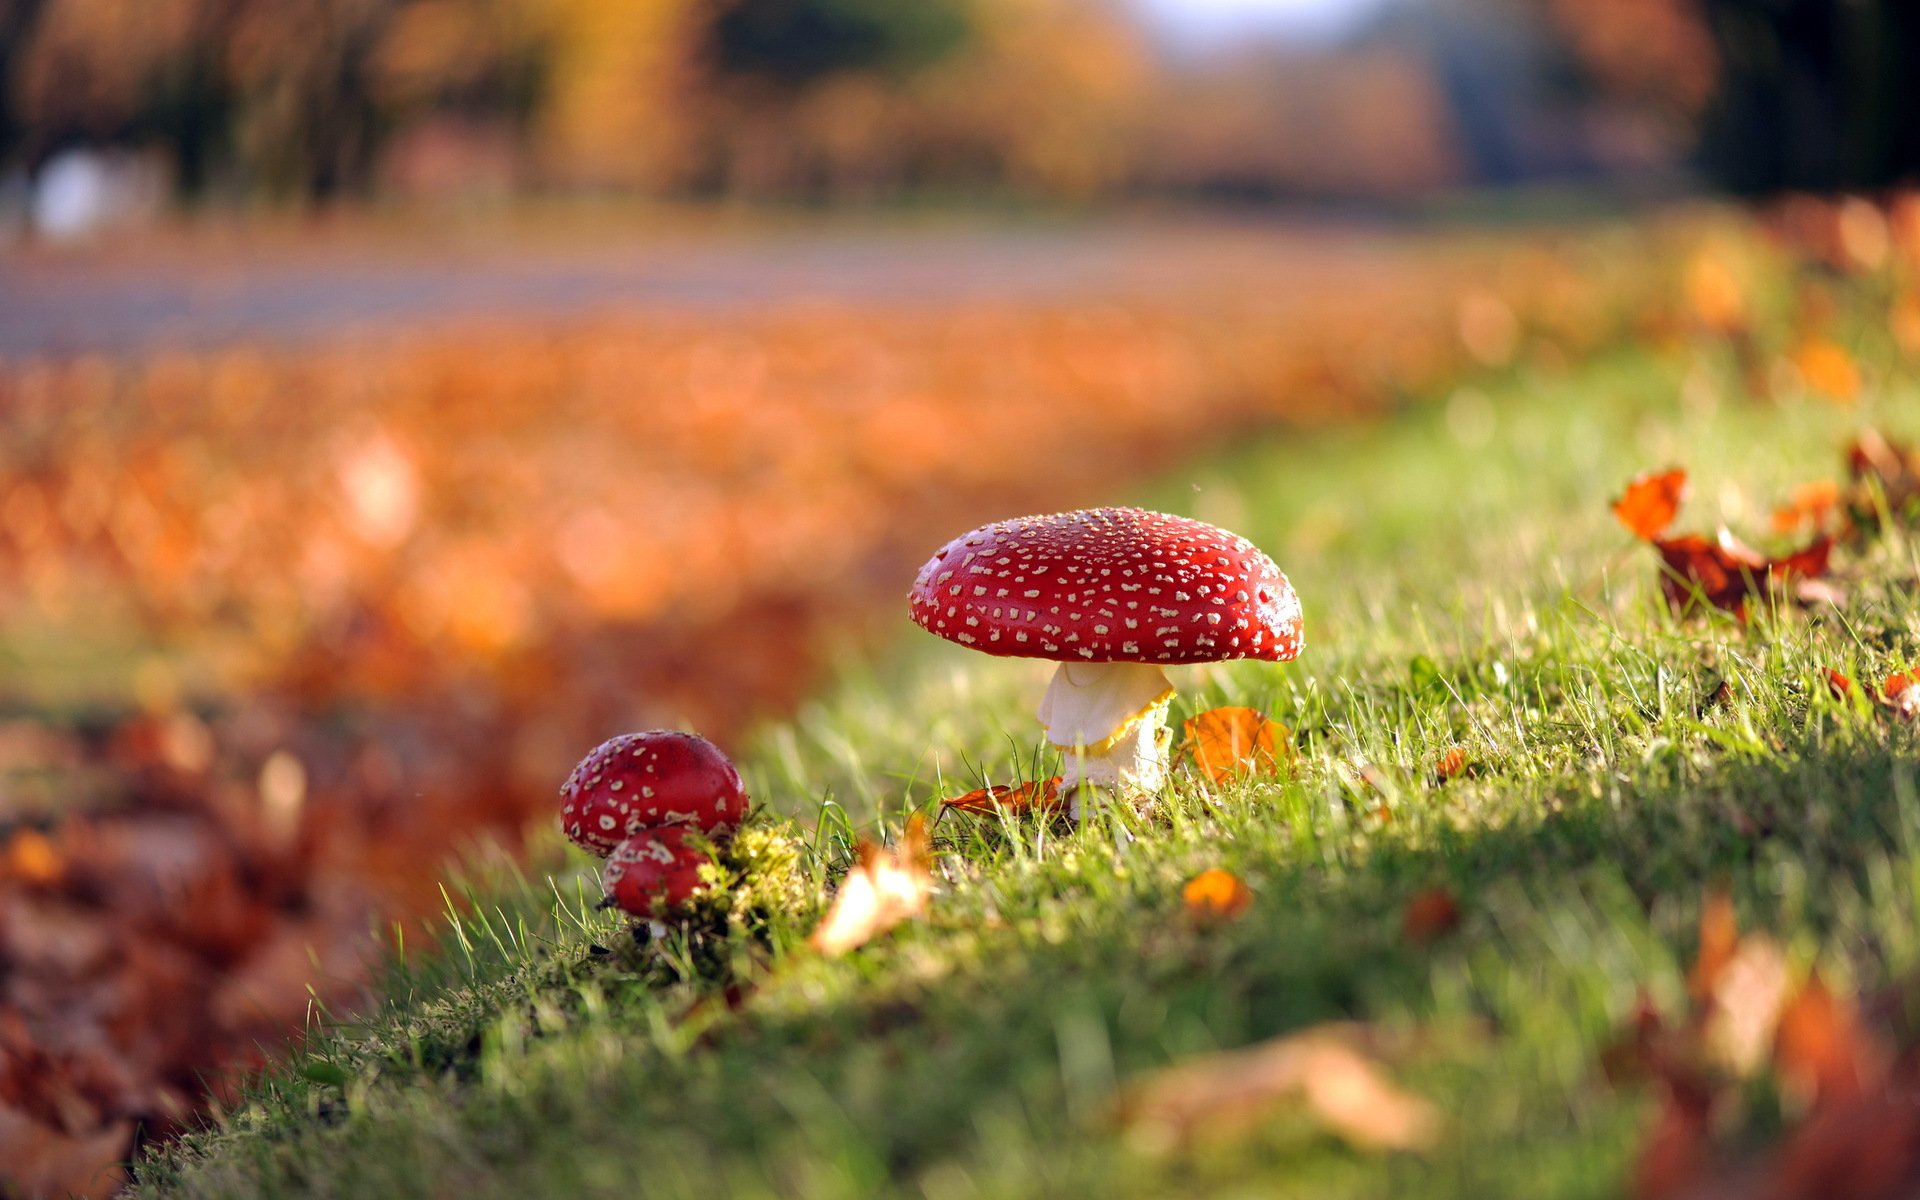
[909,507,1302,813]
[559,730,747,857]
[603,826,713,919]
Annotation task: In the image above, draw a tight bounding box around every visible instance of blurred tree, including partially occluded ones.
[1694,0,1920,193]
[521,0,701,190]
[707,0,967,87]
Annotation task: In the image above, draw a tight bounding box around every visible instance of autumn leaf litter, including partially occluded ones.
[29,199,1920,1197]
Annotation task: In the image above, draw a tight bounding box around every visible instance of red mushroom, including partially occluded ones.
[602,826,712,919]
[909,507,1302,813]
[558,730,747,857]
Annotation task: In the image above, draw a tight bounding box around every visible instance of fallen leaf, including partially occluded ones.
[1653,529,1833,620]
[1181,707,1285,783]
[0,829,63,887]
[1703,934,1790,1078]
[1793,339,1862,404]
[0,1104,130,1200]
[1182,868,1253,923]
[1118,1023,1438,1154]
[807,815,933,957]
[1773,972,1877,1107]
[941,777,1063,816]
[1771,480,1841,536]
[1845,427,1920,534]
[1615,468,1690,541]
[1401,887,1461,945]
[1880,674,1920,720]
[1826,669,1855,701]
[1688,893,1741,1007]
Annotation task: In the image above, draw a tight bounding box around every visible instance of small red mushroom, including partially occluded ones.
[909,507,1302,814]
[559,730,747,857]
[602,827,712,919]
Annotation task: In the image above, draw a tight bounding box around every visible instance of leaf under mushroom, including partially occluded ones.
[807,816,934,958]
[1117,1022,1439,1155]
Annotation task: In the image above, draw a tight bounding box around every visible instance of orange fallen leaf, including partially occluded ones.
[1181,706,1284,783]
[1401,887,1461,945]
[1182,868,1253,923]
[1826,669,1855,700]
[941,777,1063,816]
[1793,339,1862,404]
[1882,673,1920,720]
[1614,468,1689,541]
[0,829,63,887]
[1118,1023,1438,1154]
[807,815,933,957]
[1772,972,1876,1108]
[1688,892,1741,1007]
[1771,480,1841,535]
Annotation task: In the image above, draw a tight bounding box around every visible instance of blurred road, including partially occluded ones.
[0,220,1418,356]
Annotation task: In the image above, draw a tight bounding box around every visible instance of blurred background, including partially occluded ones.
[4,1,1920,1193]
[0,0,1915,229]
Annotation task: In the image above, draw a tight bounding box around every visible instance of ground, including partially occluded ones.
[128,214,1920,1199]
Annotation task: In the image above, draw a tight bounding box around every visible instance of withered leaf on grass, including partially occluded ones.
[1615,468,1690,540]
[1181,707,1286,783]
[1118,1023,1439,1154]
[1880,673,1920,720]
[1847,428,1920,527]
[1181,868,1252,924]
[1613,468,1839,621]
[1401,887,1462,945]
[1616,892,1912,1200]
[1433,745,1470,783]
[941,777,1063,816]
[1652,529,1834,621]
[807,815,933,957]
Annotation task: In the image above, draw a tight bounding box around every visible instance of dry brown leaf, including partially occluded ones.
[0,1104,130,1200]
[1181,868,1252,924]
[941,777,1064,816]
[1401,887,1462,946]
[1653,529,1833,621]
[807,815,933,957]
[1181,706,1285,783]
[1615,468,1690,541]
[1118,1023,1438,1154]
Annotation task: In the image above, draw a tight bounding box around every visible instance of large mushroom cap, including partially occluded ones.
[909,506,1302,665]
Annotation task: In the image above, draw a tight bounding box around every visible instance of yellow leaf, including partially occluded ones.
[807,815,933,957]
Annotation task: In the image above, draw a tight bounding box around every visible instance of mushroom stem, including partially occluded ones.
[1036,661,1176,816]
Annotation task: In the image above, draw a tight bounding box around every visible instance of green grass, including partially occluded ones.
[135,331,1920,1198]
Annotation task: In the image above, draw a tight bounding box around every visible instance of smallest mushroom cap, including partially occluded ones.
[558,730,747,858]
[603,827,712,917]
